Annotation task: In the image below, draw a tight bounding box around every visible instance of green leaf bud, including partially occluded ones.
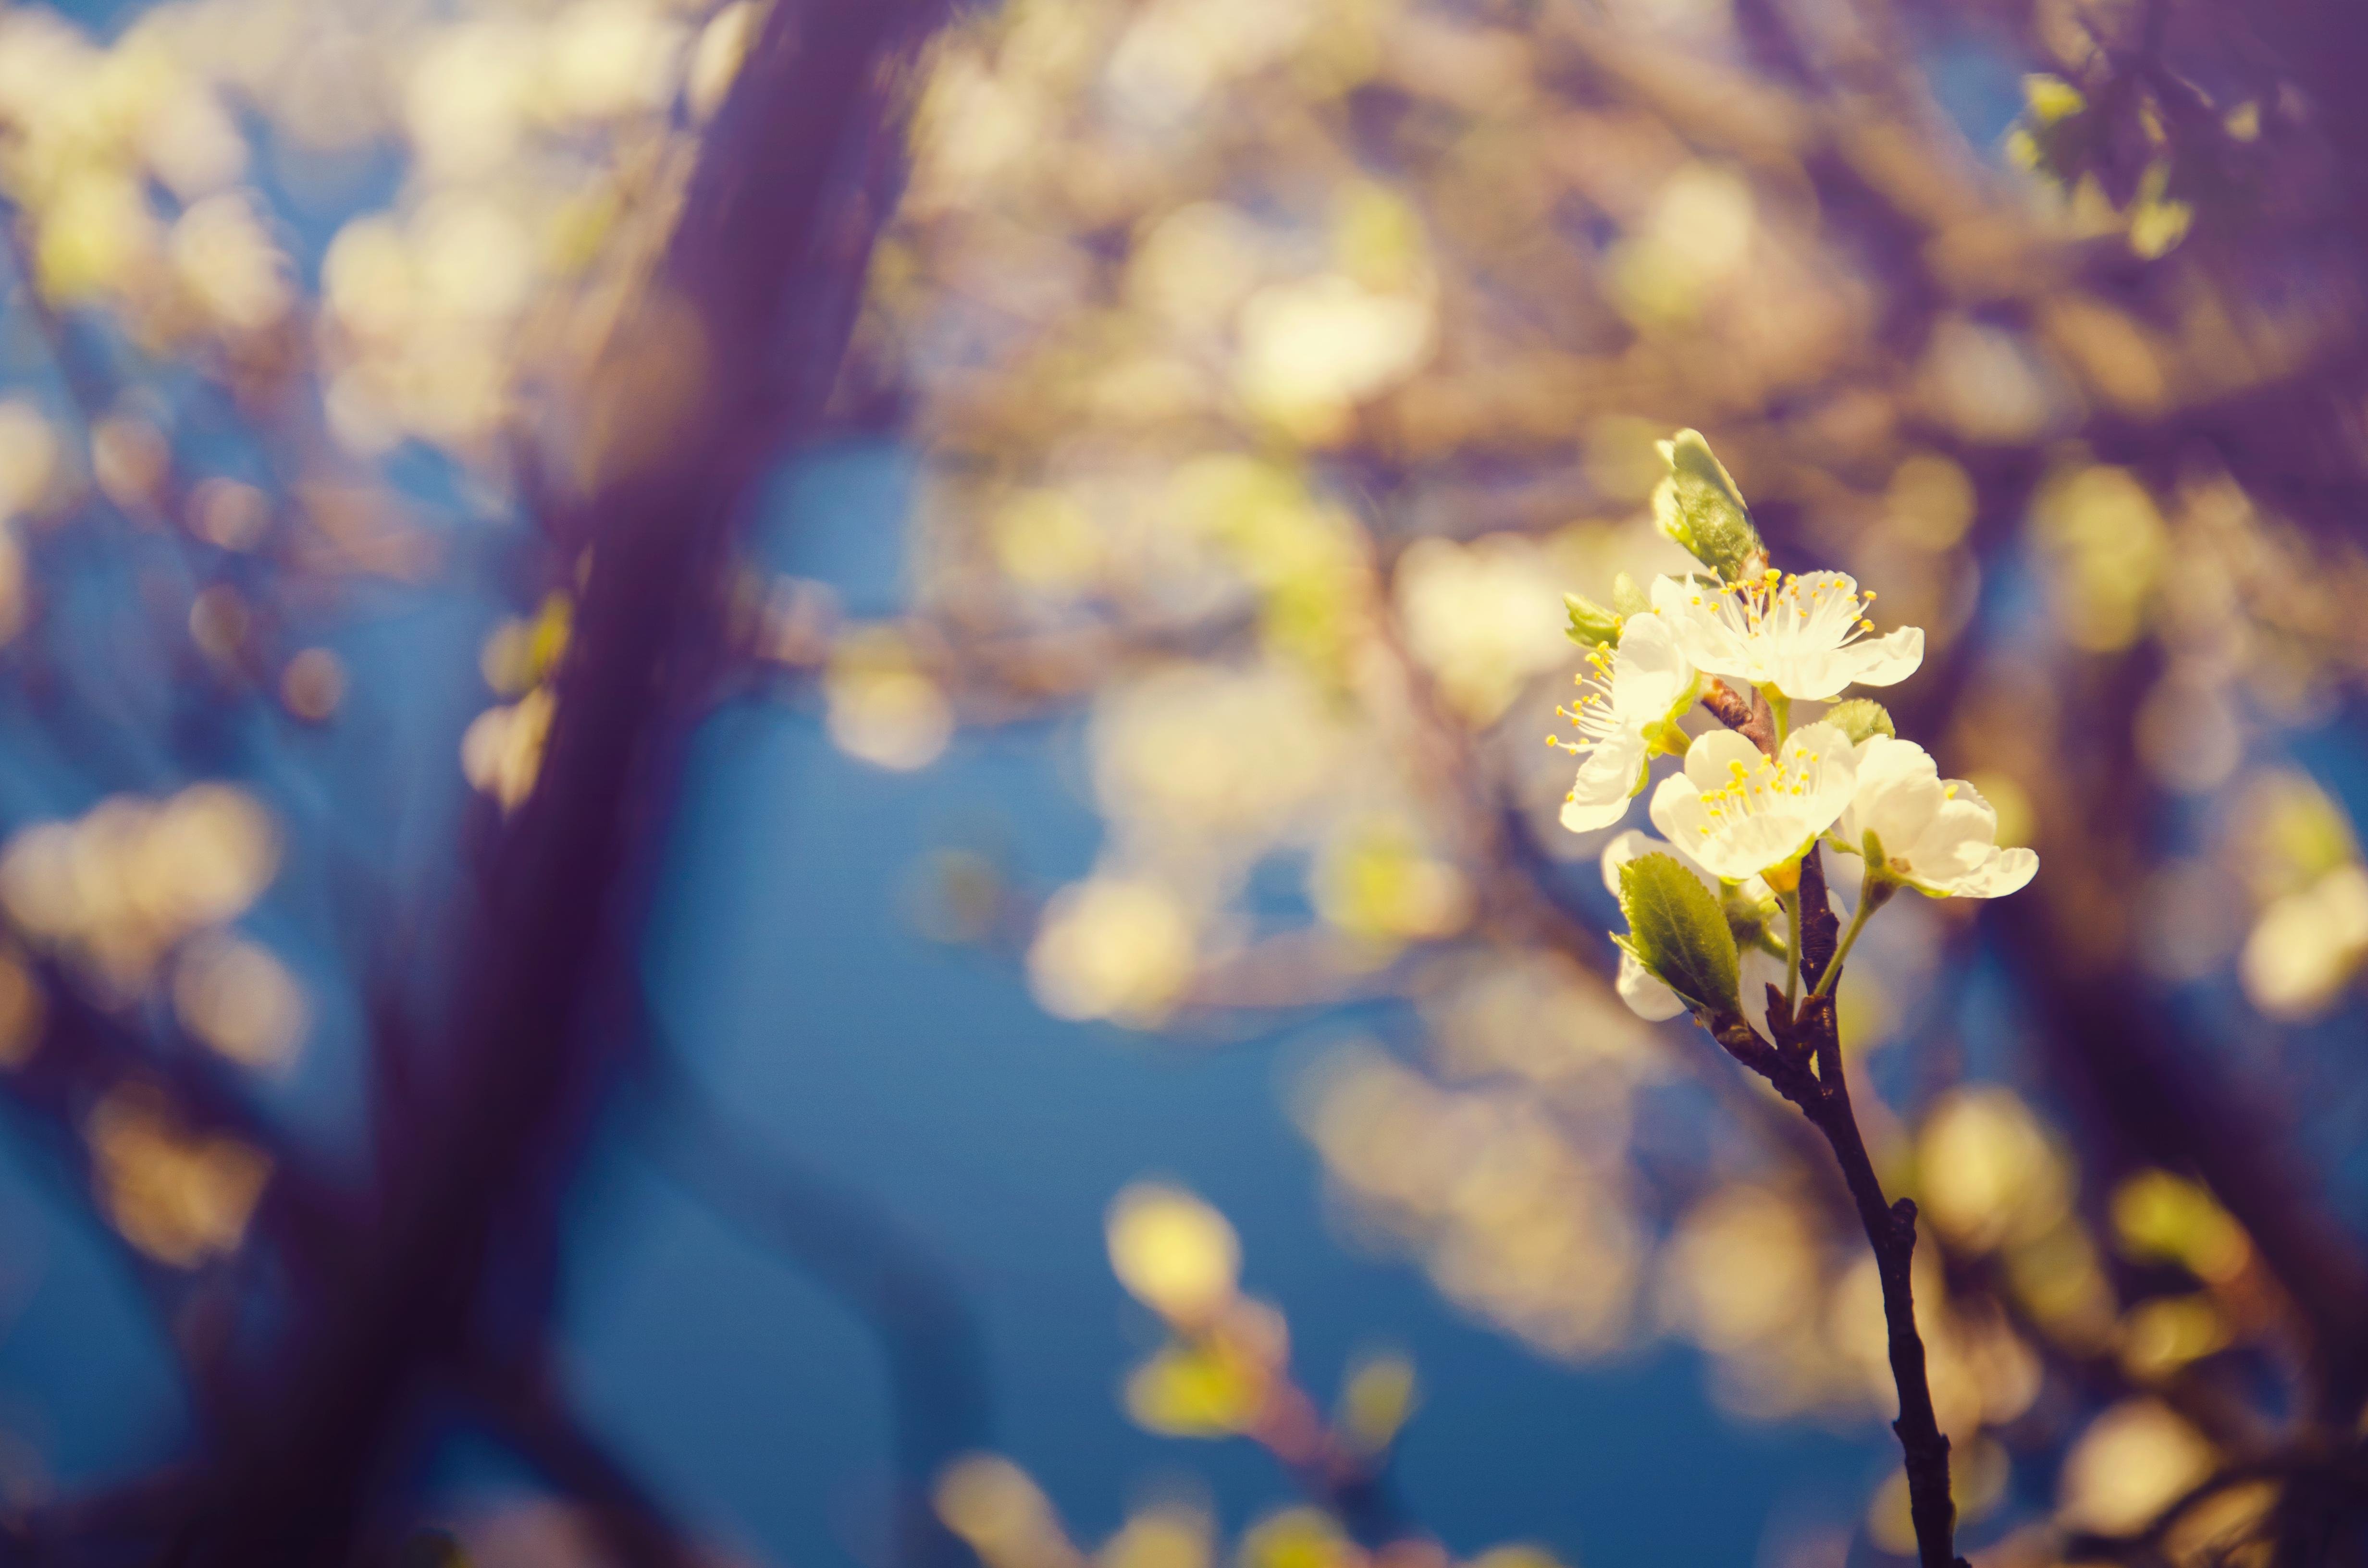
[1822,698,1896,745]
[1654,429,1765,581]
[1722,881,1781,955]
[1563,592,1624,648]
[1618,853,1741,1013]
[1856,829,1901,910]
[1650,477,1695,559]
[1611,571,1650,617]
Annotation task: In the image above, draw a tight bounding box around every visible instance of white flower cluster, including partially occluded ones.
[1553,430,2036,1021]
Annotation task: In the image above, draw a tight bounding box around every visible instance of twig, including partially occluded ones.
[1697,679,1776,752]
[633,1050,987,1568]
[469,1352,704,1568]
[1702,704,1966,1568]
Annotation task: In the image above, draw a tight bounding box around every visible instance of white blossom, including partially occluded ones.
[1648,723,1856,882]
[1552,611,1698,833]
[1652,570,1922,702]
[1831,735,2036,899]
[1600,829,1781,1020]
[2239,865,2368,1019]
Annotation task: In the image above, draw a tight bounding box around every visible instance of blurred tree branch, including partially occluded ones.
[636,1044,988,1568]
[135,1,958,1560]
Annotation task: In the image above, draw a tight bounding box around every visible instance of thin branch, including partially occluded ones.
[1702,702,1965,1568]
[633,1051,987,1568]
[468,1352,704,1568]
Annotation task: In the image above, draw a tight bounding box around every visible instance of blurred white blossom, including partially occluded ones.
[2240,864,2368,1019]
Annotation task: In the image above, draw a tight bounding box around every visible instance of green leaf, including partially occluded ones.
[1611,570,1650,617]
[1563,591,1623,647]
[1618,852,1740,1013]
[1653,429,1764,580]
[1823,698,1896,745]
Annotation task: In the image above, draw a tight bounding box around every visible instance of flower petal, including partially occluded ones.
[1616,948,1688,1020]
[1600,829,1655,897]
[1938,845,2037,898]
[1830,625,1924,692]
[1682,726,1762,789]
[1649,772,1709,847]
[1840,735,1946,858]
[1653,574,1757,682]
[1604,828,1719,897]
[1738,943,1786,1016]
[1612,612,1691,707]
[1560,730,1647,832]
[1778,721,1859,840]
[1689,813,1812,882]
[1906,796,2000,882]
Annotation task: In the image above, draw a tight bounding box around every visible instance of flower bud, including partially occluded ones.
[1563,592,1623,648]
[1823,698,1896,745]
[1722,882,1780,952]
[1617,852,1741,1014]
[1856,829,1901,909]
[1653,429,1765,581]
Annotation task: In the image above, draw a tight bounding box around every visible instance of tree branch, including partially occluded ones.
[153,3,955,1561]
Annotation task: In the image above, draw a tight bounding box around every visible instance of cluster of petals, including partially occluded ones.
[1651,570,1922,702]
[1600,829,1782,1020]
[1554,612,1697,833]
[1831,736,2037,899]
[1648,724,1857,884]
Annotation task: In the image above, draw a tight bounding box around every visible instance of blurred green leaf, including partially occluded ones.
[1337,1350,1417,1453]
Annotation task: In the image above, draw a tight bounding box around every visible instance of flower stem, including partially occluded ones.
[1782,889,1801,1009]
[1809,895,1875,999]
